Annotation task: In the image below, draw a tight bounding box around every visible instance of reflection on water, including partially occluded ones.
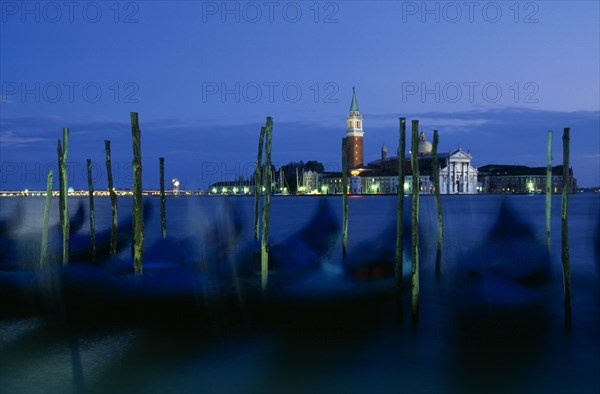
[0,194,598,393]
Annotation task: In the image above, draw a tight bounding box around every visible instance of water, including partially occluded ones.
[1,194,599,393]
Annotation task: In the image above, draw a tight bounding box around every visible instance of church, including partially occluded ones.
[316,88,479,195]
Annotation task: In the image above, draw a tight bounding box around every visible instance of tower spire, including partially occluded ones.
[350,86,359,112]
[345,87,364,168]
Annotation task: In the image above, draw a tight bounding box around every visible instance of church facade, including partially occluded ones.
[439,150,479,194]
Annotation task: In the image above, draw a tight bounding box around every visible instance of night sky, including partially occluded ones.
[1,1,598,190]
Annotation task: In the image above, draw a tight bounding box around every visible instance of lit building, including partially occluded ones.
[478,164,577,193]
[319,90,479,195]
[439,148,478,194]
[302,170,321,193]
[323,114,477,193]
[207,87,576,196]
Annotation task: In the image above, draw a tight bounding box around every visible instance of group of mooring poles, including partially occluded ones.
[37,113,573,326]
[338,120,572,326]
[339,118,439,324]
[39,113,169,278]
[338,118,423,323]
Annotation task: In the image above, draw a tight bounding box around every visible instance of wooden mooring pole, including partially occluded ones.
[40,170,53,268]
[395,118,406,290]
[432,130,443,276]
[86,159,96,263]
[254,127,266,241]
[105,140,118,257]
[342,137,349,260]
[160,157,166,239]
[546,130,553,252]
[58,128,69,265]
[410,120,420,324]
[261,117,273,291]
[561,127,571,325]
[131,113,144,276]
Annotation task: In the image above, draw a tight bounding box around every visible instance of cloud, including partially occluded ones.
[577,153,600,159]
[0,131,49,147]
[366,115,493,132]
[364,107,599,133]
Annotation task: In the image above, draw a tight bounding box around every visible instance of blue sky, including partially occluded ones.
[1,1,599,189]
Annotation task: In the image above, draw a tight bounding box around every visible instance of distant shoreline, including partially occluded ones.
[1,190,597,197]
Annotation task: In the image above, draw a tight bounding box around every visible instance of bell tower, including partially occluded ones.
[345,87,364,169]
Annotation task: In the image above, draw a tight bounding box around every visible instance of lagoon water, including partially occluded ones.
[1,194,599,393]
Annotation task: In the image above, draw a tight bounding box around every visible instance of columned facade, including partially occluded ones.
[440,149,478,194]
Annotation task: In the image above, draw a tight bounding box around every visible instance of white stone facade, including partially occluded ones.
[439,149,478,194]
[302,170,321,193]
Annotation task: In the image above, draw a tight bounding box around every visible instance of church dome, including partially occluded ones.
[418,131,432,155]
